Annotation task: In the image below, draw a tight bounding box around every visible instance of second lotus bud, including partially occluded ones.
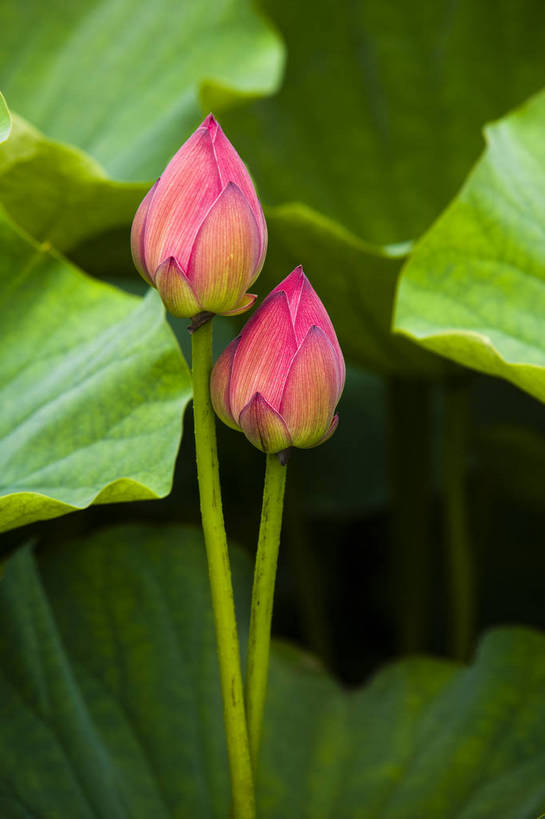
[131,114,267,318]
[211,266,345,454]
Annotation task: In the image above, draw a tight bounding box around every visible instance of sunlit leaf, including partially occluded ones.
[1,524,544,817]
[394,90,545,403]
[1,0,284,181]
[0,0,283,265]
[0,114,145,253]
[0,210,191,532]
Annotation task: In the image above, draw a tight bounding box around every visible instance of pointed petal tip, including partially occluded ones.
[239,392,292,454]
[220,293,258,317]
[273,265,307,295]
[318,414,339,446]
[202,113,220,138]
[155,256,201,318]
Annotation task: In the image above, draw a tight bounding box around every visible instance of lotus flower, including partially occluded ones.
[131,114,267,318]
[211,266,345,453]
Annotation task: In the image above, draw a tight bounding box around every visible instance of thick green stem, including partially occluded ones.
[443,378,474,660]
[245,453,288,771]
[387,378,433,653]
[191,321,255,819]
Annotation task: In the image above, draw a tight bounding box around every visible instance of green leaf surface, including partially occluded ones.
[0,210,191,532]
[394,90,545,403]
[1,0,284,181]
[223,0,545,247]
[214,0,545,374]
[0,0,283,273]
[1,523,545,817]
[261,204,444,375]
[0,92,11,143]
[0,113,146,253]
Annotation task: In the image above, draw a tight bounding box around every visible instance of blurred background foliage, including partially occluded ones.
[2,0,545,813]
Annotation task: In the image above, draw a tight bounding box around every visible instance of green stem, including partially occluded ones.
[443,378,474,660]
[245,453,288,771]
[191,321,255,819]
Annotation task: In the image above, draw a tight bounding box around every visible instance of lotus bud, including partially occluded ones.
[131,114,267,319]
[211,266,345,454]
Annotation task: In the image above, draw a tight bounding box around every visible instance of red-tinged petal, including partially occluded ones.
[130,180,158,285]
[271,265,305,323]
[220,293,257,317]
[293,276,345,390]
[155,257,201,318]
[188,183,260,314]
[239,393,292,454]
[144,126,222,274]
[272,267,345,393]
[211,120,267,270]
[280,326,342,448]
[210,338,240,430]
[229,291,298,420]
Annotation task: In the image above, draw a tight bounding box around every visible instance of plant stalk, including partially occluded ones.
[245,452,288,771]
[191,320,255,818]
[443,378,474,660]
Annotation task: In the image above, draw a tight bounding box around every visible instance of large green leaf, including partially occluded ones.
[394,90,545,403]
[1,0,284,181]
[216,0,545,374]
[224,0,545,246]
[0,210,191,532]
[261,204,443,374]
[0,113,146,253]
[0,0,283,266]
[1,523,545,817]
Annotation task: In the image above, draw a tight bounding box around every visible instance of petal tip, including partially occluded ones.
[221,293,258,317]
[202,113,220,139]
[239,392,292,453]
[155,256,201,318]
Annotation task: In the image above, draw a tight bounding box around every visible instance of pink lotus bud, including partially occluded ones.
[211,266,345,453]
[131,114,267,318]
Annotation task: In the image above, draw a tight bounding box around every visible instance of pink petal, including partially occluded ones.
[273,268,345,393]
[143,125,222,275]
[130,180,159,285]
[210,118,268,274]
[271,265,305,323]
[187,183,260,314]
[239,393,292,454]
[210,338,240,430]
[229,291,298,421]
[280,326,342,448]
[154,257,201,318]
[220,293,257,317]
[294,276,345,390]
